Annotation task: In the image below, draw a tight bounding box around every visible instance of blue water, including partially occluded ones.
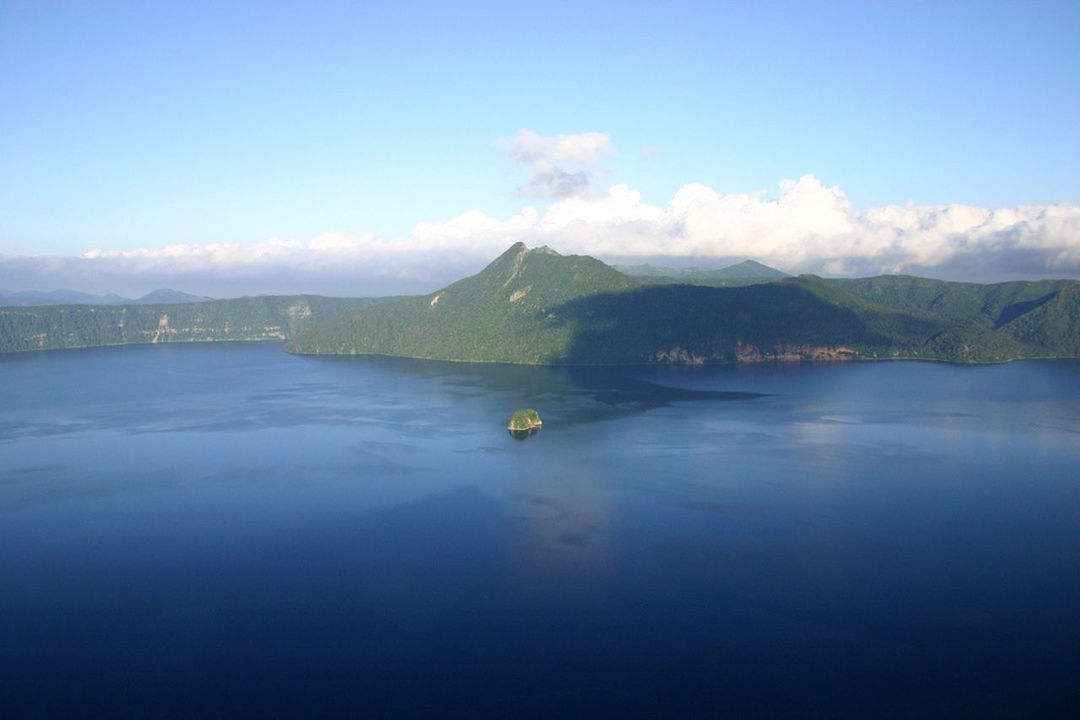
[2,343,1078,717]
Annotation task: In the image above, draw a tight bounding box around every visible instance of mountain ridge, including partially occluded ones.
[0,287,212,307]
[2,244,1076,362]
[287,244,1080,364]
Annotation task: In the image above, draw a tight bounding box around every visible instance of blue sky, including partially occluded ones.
[1,1,1078,295]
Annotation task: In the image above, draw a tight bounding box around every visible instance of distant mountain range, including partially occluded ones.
[0,288,212,307]
[1,244,1077,363]
[613,259,789,286]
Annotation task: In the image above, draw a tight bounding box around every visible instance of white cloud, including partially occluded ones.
[500,129,612,166]
[4,174,1078,297]
[413,207,539,250]
[497,129,613,199]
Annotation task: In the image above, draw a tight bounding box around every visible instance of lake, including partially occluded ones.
[2,342,1078,717]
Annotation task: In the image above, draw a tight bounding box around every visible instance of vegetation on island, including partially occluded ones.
[287,243,1080,365]
[508,408,542,431]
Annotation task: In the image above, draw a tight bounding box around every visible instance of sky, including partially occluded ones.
[1,0,1078,297]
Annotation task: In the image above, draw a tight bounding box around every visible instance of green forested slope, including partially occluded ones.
[832,275,1080,357]
[289,244,1080,364]
[997,283,1080,356]
[834,275,1073,325]
[0,295,388,353]
[287,243,640,362]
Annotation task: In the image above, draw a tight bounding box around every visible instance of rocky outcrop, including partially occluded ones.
[736,342,858,362]
[653,346,709,365]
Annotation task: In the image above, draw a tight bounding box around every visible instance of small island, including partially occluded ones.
[508,408,542,434]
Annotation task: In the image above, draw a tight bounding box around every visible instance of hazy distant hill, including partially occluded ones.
[289,244,1080,364]
[613,259,789,287]
[0,287,211,307]
[0,289,131,306]
[0,295,390,352]
[130,288,213,305]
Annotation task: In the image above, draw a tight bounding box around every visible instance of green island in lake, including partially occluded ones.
[508,408,542,432]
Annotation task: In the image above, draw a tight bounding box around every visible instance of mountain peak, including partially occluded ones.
[723,260,788,278]
[289,243,639,363]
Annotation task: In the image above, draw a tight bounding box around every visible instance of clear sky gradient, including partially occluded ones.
[2,1,1078,295]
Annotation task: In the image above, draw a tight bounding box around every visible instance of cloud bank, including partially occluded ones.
[3,174,1078,297]
[531,176,1080,279]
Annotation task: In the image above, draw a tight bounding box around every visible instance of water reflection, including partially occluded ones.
[314,355,768,430]
[509,464,614,594]
[507,427,540,440]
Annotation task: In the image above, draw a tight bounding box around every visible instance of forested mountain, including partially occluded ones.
[288,243,1080,364]
[0,295,389,352]
[287,243,639,363]
[3,243,1076,363]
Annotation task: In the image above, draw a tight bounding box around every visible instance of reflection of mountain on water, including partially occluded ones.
[474,363,766,429]
[544,377,763,428]
[315,354,766,429]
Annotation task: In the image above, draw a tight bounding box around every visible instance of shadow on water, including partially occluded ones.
[311,353,765,429]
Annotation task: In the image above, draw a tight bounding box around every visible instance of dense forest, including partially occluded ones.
[287,243,1080,364]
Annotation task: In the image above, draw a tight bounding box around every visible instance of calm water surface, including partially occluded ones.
[1,343,1078,717]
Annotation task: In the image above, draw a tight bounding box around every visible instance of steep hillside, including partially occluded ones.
[537,275,1036,364]
[997,283,1080,356]
[834,275,1074,326]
